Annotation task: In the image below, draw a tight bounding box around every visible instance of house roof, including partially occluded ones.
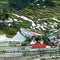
[11,31,26,42]
[0,34,9,41]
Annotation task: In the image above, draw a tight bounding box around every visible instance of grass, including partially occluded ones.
[0,1,8,4]
[0,30,5,35]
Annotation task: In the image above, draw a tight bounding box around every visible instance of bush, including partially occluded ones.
[21,42,27,46]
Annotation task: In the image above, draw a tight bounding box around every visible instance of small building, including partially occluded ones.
[0,34,10,46]
[11,31,26,42]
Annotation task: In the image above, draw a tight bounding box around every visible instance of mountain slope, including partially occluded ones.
[0,0,60,37]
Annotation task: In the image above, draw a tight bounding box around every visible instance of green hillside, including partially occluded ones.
[0,0,60,37]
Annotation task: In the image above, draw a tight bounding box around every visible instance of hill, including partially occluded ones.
[0,0,60,37]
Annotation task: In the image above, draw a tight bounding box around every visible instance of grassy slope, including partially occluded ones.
[0,0,60,36]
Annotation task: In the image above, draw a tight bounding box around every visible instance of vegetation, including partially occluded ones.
[0,0,60,38]
[8,0,35,10]
[8,0,55,10]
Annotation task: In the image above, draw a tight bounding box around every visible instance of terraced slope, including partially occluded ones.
[0,0,60,37]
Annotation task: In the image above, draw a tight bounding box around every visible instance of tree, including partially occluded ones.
[44,0,55,7]
[36,0,44,8]
[8,0,35,10]
[0,8,9,25]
